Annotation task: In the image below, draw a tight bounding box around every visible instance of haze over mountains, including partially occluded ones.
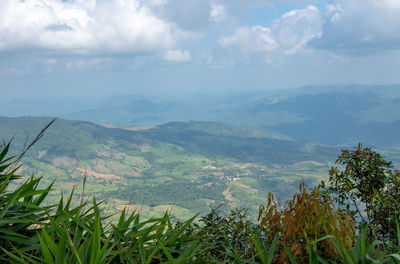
[3,84,400,147]
[2,83,400,219]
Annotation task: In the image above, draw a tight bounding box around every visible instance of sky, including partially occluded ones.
[1,0,400,100]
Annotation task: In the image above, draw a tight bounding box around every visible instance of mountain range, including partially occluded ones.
[2,84,400,219]
[58,84,400,147]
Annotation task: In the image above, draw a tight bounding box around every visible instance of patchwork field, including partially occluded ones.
[0,116,364,221]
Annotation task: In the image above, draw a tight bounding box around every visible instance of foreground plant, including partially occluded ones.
[0,120,57,261]
[193,207,278,263]
[258,183,355,263]
[3,123,400,263]
[0,134,204,263]
[305,224,400,264]
[321,143,400,244]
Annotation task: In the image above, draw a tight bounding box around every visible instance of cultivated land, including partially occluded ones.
[0,116,342,221]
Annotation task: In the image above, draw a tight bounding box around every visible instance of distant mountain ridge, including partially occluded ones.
[207,84,400,147]
[158,121,292,141]
[3,84,400,147]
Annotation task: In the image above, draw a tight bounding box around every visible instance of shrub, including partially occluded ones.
[194,207,257,261]
[2,121,400,263]
[322,143,400,243]
[258,183,355,263]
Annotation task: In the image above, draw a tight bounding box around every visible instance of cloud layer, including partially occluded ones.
[1,0,400,69]
[217,0,400,63]
[218,5,321,63]
[0,0,176,55]
[312,0,400,51]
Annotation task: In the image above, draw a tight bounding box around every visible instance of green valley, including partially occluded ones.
[0,116,339,220]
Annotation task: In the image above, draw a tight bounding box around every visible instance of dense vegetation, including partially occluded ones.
[1,126,400,263]
[0,116,338,220]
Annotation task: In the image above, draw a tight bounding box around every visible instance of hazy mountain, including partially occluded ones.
[244,85,400,146]
[158,121,292,141]
[5,84,400,147]
[60,91,269,126]
[170,84,400,147]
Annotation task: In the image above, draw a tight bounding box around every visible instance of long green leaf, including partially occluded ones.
[0,142,11,163]
[285,247,298,264]
[265,234,278,264]
[38,231,54,263]
[90,197,102,264]
[158,238,178,264]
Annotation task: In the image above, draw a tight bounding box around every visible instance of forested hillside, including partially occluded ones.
[1,137,400,263]
[0,116,337,219]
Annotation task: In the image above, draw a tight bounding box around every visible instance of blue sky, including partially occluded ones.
[1,0,400,100]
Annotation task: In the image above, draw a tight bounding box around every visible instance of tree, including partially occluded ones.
[321,143,400,242]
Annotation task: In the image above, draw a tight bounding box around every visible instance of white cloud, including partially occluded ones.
[218,0,400,63]
[0,0,177,55]
[210,4,227,24]
[163,50,192,62]
[218,5,321,62]
[311,0,400,52]
[219,26,277,53]
[271,5,321,55]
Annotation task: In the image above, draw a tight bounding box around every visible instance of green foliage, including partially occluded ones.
[0,137,56,260]
[322,143,400,243]
[258,183,355,263]
[0,137,279,263]
[190,207,278,263]
[309,225,400,264]
[0,116,337,220]
[195,208,257,261]
[3,123,400,263]
[111,181,227,208]
[0,140,202,263]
